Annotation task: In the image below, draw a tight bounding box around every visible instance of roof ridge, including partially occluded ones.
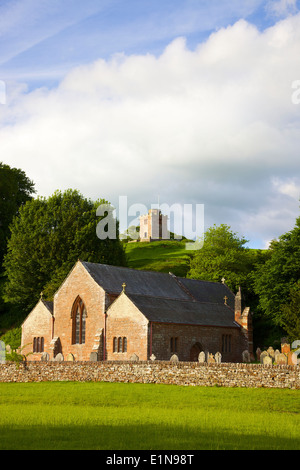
[168,272,197,301]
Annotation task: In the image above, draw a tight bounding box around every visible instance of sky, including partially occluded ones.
[0,0,300,248]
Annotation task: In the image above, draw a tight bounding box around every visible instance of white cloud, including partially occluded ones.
[1,14,300,247]
[266,0,298,17]
[272,177,300,200]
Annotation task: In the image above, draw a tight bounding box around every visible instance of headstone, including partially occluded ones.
[263,355,272,365]
[242,350,250,363]
[274,349,280,363]
[267,347,275,359]
[54,353,64,362]
[90,352,98,361]
[215,352,222,364]
[0,341,6,364]
[288,351,296,365]
[170,354,179,362]
[281,343,290,354]
[260,351,268,364]
[256,347,261,361]
[276,353,288,365]
[66,353,75,362]
[130,353,139,361]
[41,352,49,362]
[208,353,215,364]
[150,354,156,361]
[198,351,206,363]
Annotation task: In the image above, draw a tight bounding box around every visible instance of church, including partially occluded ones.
[21,260,253,362]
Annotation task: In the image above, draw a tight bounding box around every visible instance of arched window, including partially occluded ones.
[72,297,87,344]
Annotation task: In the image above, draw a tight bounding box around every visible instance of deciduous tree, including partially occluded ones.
[3,189,126,316]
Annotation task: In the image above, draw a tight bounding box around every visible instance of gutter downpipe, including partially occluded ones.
[103,312,107,361]
[149,321,152,358]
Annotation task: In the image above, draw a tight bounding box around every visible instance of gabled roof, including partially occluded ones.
[81,261,235,305]
[123,293,239,328]
[81,261,191,300]
[175,277,235,310]
[42,300,54,314]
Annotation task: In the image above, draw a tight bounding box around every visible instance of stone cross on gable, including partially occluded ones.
[122,282,126,292]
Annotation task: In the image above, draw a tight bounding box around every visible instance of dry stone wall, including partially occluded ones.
[0,361,299,389]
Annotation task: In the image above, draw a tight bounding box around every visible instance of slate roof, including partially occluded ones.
[42,300,54,314]
[125,293,239,328]
[82,261,235,303]
[175,277,235,310]
[82,261,191,300]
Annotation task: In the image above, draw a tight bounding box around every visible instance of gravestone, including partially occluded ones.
[208,354,215,364]
[263,355,272,365]
[41,352,49,362]
[288,352,297,365]
[0,341,5,364]
[54,353,64,362]
[281,343,290,354]
[274,349,280,363]
[130,353,139,361]
[260,351,268,364]
[198,351,205,363]
[267,347,275,359]
[276,353,288,365]
[242,350,250,363]
[215,352,222,364]
[90,352,98,361]
[170,354,179,362]
[66,353,75,362]
[256,347,261,361]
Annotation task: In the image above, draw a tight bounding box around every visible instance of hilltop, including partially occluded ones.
[124,239,195,278]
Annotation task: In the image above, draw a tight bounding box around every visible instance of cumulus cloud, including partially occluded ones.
[1,14,300,246]
[266,0,298,17]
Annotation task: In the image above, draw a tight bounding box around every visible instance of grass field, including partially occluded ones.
[125,240,194,277]
[0,381,299,450]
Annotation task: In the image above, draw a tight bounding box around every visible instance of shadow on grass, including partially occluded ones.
[1,423,299,450]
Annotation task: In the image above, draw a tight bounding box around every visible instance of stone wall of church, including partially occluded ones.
[21,301,53,361]
[0,361,299,389]
[53,262,106,361]
[106,293,149,361]
[151,323,246,363]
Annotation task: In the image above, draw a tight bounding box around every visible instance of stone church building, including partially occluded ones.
[21,260,253,362]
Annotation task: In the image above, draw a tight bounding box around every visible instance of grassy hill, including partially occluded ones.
[124,239,195,278]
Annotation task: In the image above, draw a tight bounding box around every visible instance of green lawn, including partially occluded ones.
[125,240,194,277]
[0,382,299,450]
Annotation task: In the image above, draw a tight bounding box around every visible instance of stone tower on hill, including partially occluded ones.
[139,209,169,242]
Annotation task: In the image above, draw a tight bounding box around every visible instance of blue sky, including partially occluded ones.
[1,0,300,248]
[1,0,295,87]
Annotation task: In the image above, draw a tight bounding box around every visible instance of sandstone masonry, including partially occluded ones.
[0,361,299,389]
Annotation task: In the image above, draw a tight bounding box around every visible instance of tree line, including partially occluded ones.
[0,162,299,348]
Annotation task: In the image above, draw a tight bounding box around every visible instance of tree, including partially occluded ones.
[3,189,126,316]
[254,215,300,327]
[280,281,300,342]
[0,162,35,265]
[189,224,252,291]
